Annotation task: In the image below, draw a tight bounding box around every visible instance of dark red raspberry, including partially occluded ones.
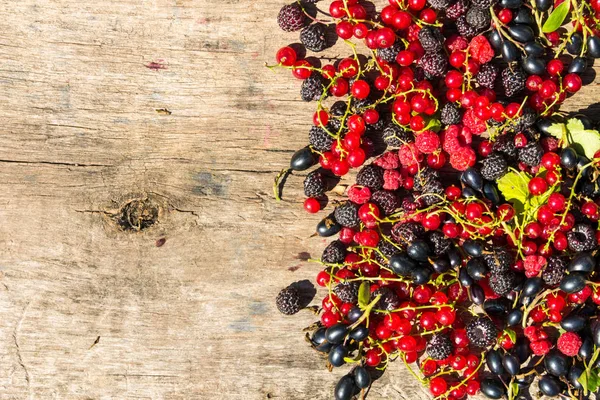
[415,130,441,154]
[374,151,400,170]
[347,185,372,204]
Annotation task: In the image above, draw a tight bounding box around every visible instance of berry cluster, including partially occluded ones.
[270,0,600,399]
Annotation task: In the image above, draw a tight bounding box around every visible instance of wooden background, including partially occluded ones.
[0,0,596,399]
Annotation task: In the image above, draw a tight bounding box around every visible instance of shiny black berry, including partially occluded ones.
[588,36,600,58]
[334,375,356,400]
[507,24,534,42]
[568,57,587,74]
[522,277,543,298]
[326,324,349,344]
[471,284,485,305]
[349,326,369,342]
[502,353,520,376]
[459,268,474,287]
[353,366,371,389]
[290,146,317,171]
[522,57,546,75]
[560,147,578,169]
[480,378,506,399]
[407,240,432,261]
[463,240,484,257]
[507,309,523,326]
[461,167,483,191]
[329,345,348,367]
[467,258,487,280]
[539,376,562,397]
[560,273,587,293]
[486,349,504,375]
[389,254,417,277]
[568,252,595,273]
[567,33,584,55]
[544,350,568,377]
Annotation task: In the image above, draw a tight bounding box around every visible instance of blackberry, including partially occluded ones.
[427,333,454,360]
[401,195,422,213]
[301,73,327,102]
[276,286,301,315]
[567,224,598,252]
[334,201,361,229]
[501,67,526,97]
[542,257,566,286]
[446,0,469,19]
[429,231,452,255]
[481,153,508,181]
[371,190,399,215]
[277,4,305,32]
[518,142,543,167]
[356,165,385,190]
[300,23,328,52]
[418,52,448,78]
[372,286,400,311]
[484,248,513,273]
[376,42,404,63]
[466,7,491,31]
[456,16,478,39]
[488,270,516,296]
[471,0,497,7]
[413,168,439,192]
[351,96,374,113]
[517,108,538,131]
[476,63,498,89]
[309,126,334,152]
[321,240,347,264]
[382,122,412,147]
[418,27,444,53]
[375,240,402,264]
[421,179,445,206]
[391,222,425,246]
[466,317,498,348]
[427,0,452,10]
[334,282,359,303]
[493,133,518,158]
[304,170,326,197]
[441,102,462,126]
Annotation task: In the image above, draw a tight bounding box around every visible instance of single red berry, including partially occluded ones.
[276,46,297,66]
[429,377,448,396]
[421,359,437,376]
[564,73,582,93]
[365,349,382,366]
[466,380,480,396]
[528,177,548,195]
[303,198,321,213]
[498,8,513,23]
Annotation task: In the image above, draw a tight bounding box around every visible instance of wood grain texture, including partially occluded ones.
[0,0,598,399]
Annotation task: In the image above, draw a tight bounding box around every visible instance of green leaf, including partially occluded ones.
[542,0,571,33]
[565,118,600,159]
[578,371,588,392]
[424,118,442,133]
[547,122,567,142]
[497,171,531,213]
[504,328,517,344]
[358,281,370,309]
[588,368,600,393]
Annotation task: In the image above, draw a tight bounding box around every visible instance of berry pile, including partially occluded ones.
[269,0,600,399]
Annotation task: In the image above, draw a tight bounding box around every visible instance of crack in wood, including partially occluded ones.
[13,301,32,397]
[0,159,110,168]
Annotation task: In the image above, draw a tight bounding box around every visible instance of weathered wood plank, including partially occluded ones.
[0,0,598,399]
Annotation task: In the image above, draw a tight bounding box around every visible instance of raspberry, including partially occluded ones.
[567,224,598,252]
[347,185,372,204]
[462,108,487,134]
[466,317,498,347]
[376,42,404,63]
[419,27,444,53]
[541,137,559,153]
[518,142,543,167]
[530,340,551,356]
[469,35,494,64]
[502,67,526,97]
[399,143,423,166]
[301,72,327,102]
[557,332,582,357]
[382,122,412,147]
[524,255,547,278]
[441,125,473,153]
[481,153,508,181]
[427,333,454,360]
[374,151,400,170]
[488,271,516,296]
[334,202,361,229]
[524,326,539,341]
[446,34,469,51]
[321,240,347,263]
[334,282,360,303]
[383,169,403,190]
[415,130,441,154]
[476,63,499,89]
[456,16,478,39]
[542,256,566,286]
[450,146,476,171]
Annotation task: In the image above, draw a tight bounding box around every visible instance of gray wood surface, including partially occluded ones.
[0,0,596,398]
